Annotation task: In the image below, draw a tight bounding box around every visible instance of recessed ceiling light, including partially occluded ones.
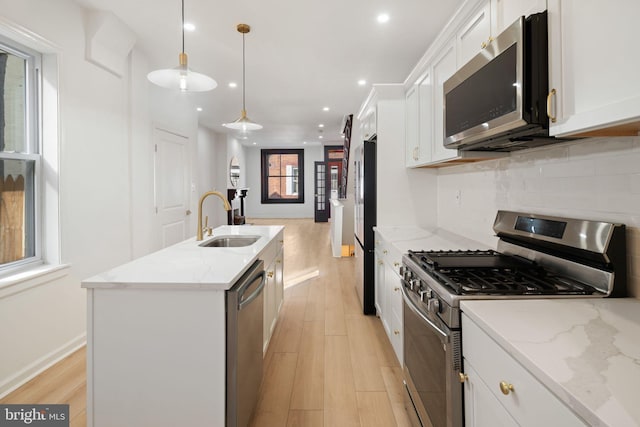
[228,82,237,88]
[183,22,196,32]
[318,124,324,128]
[319,135,324,139]
[323,107,330,111]
[303,141,307,145]
[377,13,390,23]
[358,79,367,86]
[252,142,257,145]
[196,107,203,112]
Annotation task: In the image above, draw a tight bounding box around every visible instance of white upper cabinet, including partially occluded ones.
[405,84,420,167]
[405,71,434,167]
[491,0,547,35]
[457,0,548,69]
[456,2,492,67]
[547,0,640,137]
[432,39,459,163]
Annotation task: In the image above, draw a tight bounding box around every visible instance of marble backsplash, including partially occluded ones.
[436,136,640,297]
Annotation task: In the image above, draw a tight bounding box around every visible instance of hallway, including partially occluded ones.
[249,218,411,427]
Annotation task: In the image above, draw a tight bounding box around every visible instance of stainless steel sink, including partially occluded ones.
[199,235,260,248]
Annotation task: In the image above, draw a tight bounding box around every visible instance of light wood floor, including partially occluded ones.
[1,218,411,427]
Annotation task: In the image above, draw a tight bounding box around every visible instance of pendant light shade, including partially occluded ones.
[147,0,217,92]
[223,24,262,131]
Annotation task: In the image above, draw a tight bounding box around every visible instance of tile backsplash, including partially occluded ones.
[437,136,640,297]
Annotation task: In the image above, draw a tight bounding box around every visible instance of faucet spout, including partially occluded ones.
[197,190,232,241]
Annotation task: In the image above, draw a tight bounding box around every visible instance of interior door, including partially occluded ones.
[314,161,328,222]
[153,128,191,248]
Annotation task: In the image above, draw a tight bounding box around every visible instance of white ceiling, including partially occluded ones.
[74,0,463,147]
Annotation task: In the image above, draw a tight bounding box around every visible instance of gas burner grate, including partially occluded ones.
[407,249,597,296]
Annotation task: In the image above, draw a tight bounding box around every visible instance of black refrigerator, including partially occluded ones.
[353,136,376,315]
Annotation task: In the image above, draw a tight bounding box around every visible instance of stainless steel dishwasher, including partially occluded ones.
[226,259,266,427]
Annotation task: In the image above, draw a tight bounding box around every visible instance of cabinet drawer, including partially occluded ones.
[462,315,587,426]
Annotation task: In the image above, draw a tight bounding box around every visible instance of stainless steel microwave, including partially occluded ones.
[443,11,553,151]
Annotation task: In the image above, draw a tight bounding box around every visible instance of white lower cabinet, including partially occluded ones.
[462,314,587,426]
[463,363,518,427]
[263,231,284,354]
[374,230,403,364]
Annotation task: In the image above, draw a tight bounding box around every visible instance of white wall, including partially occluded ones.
[196,127,228,228]
[244,145,322,218]
[437,136,640,297]
[0,0,214,397]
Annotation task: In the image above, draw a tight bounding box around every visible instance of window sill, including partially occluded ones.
[0,264,71,299]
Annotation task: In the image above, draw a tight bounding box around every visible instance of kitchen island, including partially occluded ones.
[82,225,284,427]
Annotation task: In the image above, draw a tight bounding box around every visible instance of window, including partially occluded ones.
[0,38,41,273]
[261,149,304,204]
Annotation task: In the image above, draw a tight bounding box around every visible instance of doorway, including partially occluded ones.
[152,128,191,249]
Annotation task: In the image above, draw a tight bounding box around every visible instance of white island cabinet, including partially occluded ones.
[82,225,284,427]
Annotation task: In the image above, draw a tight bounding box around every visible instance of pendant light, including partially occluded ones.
[223,24,263,131]
[147,0,217,92]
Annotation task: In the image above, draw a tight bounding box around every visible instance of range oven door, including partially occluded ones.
[402,286,463,427]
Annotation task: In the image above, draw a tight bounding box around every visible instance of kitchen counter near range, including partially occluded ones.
[373,225,490,254]
[82,225,283,290]
[461,298,640,427]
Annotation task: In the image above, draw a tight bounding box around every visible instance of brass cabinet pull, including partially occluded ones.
[459,373,468,383]
[383,250,388,255]
[267,271,274,278]
[499,381,515,395]
[393,262,400,267]
[394,287,400,292]
[481,41,487,49]
[547,88,557,123]
[393,330,400,335]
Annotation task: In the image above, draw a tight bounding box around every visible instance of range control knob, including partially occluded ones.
[409,278,421,291]
[427,298,441,314]
[399,266,408,277]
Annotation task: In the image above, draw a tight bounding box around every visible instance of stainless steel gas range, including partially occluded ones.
[400,211,627,427]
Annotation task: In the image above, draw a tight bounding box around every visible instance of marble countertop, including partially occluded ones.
[82,225,284,290]
[373,225,489,253]
[461,298,640,427]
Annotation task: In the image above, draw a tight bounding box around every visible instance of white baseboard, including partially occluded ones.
[0,334,86,399]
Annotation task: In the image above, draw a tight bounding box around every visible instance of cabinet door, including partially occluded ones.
[405,84,420,167]
[263,263,276,353]
[274,251,284,315]
[548,0,640,136]
[463,363,519,427]
[432,39,459,162]
[491,0,547,35]
[456,2,492,67]
[418,70,433,165]
[374,250,387,332]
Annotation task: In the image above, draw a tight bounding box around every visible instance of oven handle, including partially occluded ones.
[401,284,450,342]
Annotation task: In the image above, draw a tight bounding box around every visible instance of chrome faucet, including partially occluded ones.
[197,190,232,241]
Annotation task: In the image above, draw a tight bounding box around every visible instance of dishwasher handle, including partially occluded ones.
[238,270,266,311]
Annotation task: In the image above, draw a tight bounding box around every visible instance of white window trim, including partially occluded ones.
[0,18,62,287]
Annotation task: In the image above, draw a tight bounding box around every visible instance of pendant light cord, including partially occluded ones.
[181,0,185,53]
[242,32,246,111]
